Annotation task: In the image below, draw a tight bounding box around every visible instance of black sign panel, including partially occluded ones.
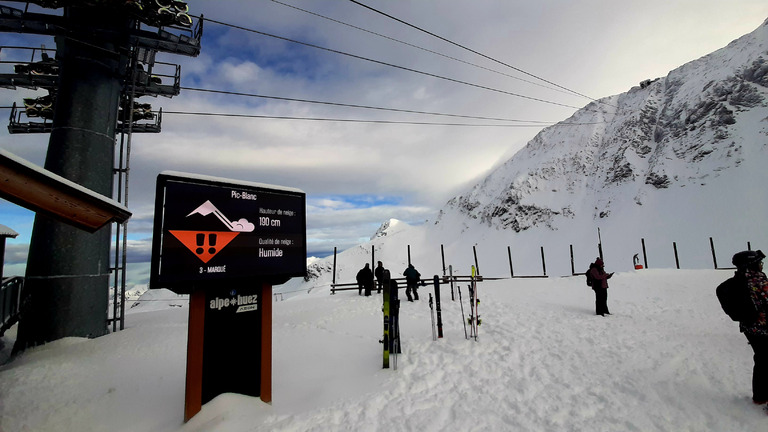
[202,285,262,404]
[150,172,306,292]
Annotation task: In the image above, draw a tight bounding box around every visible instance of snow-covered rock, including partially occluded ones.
[370,218,410,239]
[439,19,768,234]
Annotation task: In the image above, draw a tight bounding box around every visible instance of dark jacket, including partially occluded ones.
[356,266,373,283]
[375,264,384,281]
[403,265,420,285]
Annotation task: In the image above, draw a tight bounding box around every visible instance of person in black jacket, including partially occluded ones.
[589,258,613,316]
[374,261,385,294]
[730,250,768,405]
[403,264,421,301]
[356,263,373,296]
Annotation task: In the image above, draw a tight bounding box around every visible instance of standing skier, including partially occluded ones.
[403,264,421,302]
[375,261,385,294]
[589,258,613,316]
[724,250,768,405]
[356,263,373,296]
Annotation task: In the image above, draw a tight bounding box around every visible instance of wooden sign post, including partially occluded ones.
[149,172,305,422]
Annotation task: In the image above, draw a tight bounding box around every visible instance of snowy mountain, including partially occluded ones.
[370,218,409,240]
[439,18,768,238]
[272,20,768,300]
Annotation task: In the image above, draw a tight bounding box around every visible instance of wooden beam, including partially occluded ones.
[0,149,130,232]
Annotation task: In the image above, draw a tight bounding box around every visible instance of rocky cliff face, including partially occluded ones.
[439,19,768,232]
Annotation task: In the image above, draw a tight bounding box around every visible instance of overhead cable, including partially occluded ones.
[346,0,615,107]
[181,87,556,124]
[198,16,587,111]
[160,110,606,127]
[268,0,576,98]
[160,110,552,127]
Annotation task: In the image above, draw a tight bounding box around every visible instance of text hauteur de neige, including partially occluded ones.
[230,189,296,258]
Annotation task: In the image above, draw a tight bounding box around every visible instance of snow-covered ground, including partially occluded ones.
[2,268,767,431]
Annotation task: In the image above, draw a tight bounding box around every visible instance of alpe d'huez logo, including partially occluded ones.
[169,200,255,263]
[210,289,258,314]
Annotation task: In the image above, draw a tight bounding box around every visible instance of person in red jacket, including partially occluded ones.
[589,258,613,316]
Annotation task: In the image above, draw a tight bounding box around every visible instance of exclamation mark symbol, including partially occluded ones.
[196,233,205,255]
[208,233,217,255]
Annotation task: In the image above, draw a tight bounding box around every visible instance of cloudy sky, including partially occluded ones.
[1,0,767,282]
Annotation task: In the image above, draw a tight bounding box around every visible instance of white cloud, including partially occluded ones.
[2,0,766,280]
[219,60,263,86]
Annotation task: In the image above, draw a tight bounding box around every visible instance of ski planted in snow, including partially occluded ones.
[467,283,475,339]
[429,293,437,341]
[433,275,443,338]
[467,265,480,341]
[473,265,480,340]
[472,266,482,340]
[390,277,402,369]
[382,269,391,368]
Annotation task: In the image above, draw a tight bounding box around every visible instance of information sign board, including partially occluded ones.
[150,171,306,293]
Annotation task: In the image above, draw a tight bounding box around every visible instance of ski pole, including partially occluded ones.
[458,286,468,339]
[393,338,398,370]
[392,298,401,370]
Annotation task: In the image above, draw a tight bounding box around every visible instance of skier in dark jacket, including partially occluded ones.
[731,250,768,405]
[374,261,385,294]
[589,258,613,316]
[356,263,373,296]
[403,264,421,301]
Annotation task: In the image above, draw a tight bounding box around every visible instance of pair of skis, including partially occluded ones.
[391,267,480,364]
[428,275,443,341]
[431,268,478,342]
[382,270,401,369]
[466,265,480,341]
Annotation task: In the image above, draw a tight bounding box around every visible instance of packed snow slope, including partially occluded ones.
[1,269,767,431]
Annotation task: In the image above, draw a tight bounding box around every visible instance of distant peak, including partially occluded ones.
[371,219,405,239]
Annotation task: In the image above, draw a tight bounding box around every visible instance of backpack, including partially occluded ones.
[716,274,752,322]
[585,264,594,287]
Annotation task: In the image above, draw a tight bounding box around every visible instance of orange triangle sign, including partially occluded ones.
[169,230,240,264]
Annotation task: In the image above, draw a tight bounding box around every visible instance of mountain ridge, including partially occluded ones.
[294,19,768,287]
[438,18,768,234]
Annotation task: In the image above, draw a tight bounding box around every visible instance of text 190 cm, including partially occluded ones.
[259,216,281,227]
